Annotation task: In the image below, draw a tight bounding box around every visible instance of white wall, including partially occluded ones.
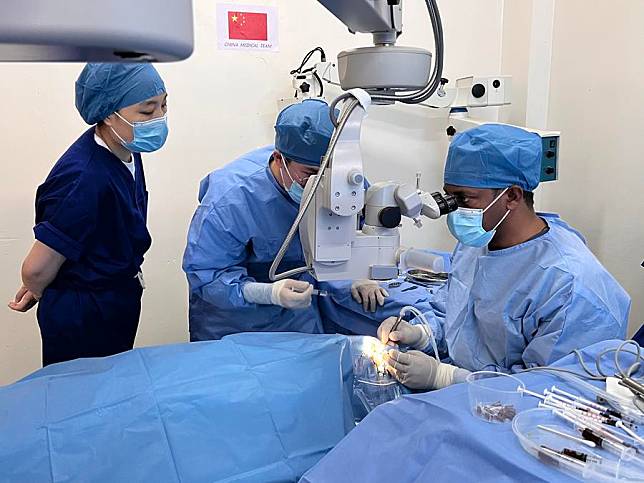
[501,0,643,335]
[500,0,533,127]
[538,0,644,335]
[0,0,506,384]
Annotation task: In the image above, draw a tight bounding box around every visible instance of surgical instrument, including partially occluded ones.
[539,400,614,426]
[401,285,419,293]
[551,409,637,459]
[549,386,624,420]
[390,315,403,334]
[290,287,328,297]
[538,445,586,469]
[537,425,597,448]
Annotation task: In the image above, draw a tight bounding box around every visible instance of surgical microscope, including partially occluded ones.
[270,0,560,283]
[270,0,458,283]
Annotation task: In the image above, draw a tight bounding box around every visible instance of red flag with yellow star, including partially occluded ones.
[228,11,268,41]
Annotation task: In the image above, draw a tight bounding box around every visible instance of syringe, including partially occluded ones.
[290,287,328,297]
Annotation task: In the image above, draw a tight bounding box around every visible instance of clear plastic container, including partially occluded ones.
[347,336,403,422]
[353,374,402,415]
[513,408,644,481]
[466,371,526,423]
[399,248,446,273]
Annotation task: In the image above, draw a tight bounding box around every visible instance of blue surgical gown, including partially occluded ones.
[34,128,150,365]
[183,146,324,341]
[422,214,630,372]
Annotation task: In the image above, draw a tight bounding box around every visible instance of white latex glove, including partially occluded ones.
[377,316,427,349]
[271,279,313,309]
[351,280,389,313]
[384,349,457,391]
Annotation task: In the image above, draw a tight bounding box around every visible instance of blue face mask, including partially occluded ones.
[447,188,510,247]
[112,111,169,153]
[288,181,304,205]
[281,159,305,205]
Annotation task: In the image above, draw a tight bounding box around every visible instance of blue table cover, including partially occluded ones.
[302,339,636,483]
[319,280,443,337]
[0,333,354,483]
[318,250,452,337]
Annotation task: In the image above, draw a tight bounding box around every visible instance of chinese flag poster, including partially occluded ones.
[217,4,278,51]
[228,11,268,41]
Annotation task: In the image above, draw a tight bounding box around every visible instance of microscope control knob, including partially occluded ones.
[379,207,402,229]
[347,170,364,186]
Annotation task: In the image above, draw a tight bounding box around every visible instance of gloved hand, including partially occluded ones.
[271,279,313,309]
[351,280,389,313]
[377,317,427,349]
[384,349,459,391]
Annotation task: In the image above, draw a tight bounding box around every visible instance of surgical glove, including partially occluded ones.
[243,279,313,309]
[377,317,428,349]
[351,280,389,313]
[271,279,313,309]
[385,350,465,391]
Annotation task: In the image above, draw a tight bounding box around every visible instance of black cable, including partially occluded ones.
[329,92,354,127]
[371,0,444,104]
[313,71,324,97]
[404,0,443,103]
[290,47,326,75]
[403,0,444,104]
[290,47,327,98]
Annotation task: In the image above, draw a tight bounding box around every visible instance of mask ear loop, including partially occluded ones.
[491,209,511,231]
[484,187,511,231]
[282,156,308,187]
[281,157,295,183]
[110,126,128,146]
[114,111,135,127]
[108,111,134,148]
[278,156,297,193]
[482,187,510,213]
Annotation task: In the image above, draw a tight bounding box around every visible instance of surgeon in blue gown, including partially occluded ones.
[9,63,169,366]
[183,99,387,341]
[379,124,631,391]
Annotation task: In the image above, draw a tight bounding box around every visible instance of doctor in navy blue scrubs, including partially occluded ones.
[9,63,169,366]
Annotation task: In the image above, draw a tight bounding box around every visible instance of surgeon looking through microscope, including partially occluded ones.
[379,124,631,391]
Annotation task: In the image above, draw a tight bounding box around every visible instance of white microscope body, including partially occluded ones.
[298,100,456,282]
[269,0,452,283]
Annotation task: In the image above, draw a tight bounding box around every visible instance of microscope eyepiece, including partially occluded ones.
[431,192,458,216]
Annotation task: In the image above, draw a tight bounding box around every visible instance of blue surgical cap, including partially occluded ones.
[75,63,166,125]
[274,99,335,167]
[444,124,543,192]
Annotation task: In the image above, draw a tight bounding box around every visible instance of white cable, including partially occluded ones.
[398,305,440,362]
[269,96,361,281]
[521,340,644,383]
